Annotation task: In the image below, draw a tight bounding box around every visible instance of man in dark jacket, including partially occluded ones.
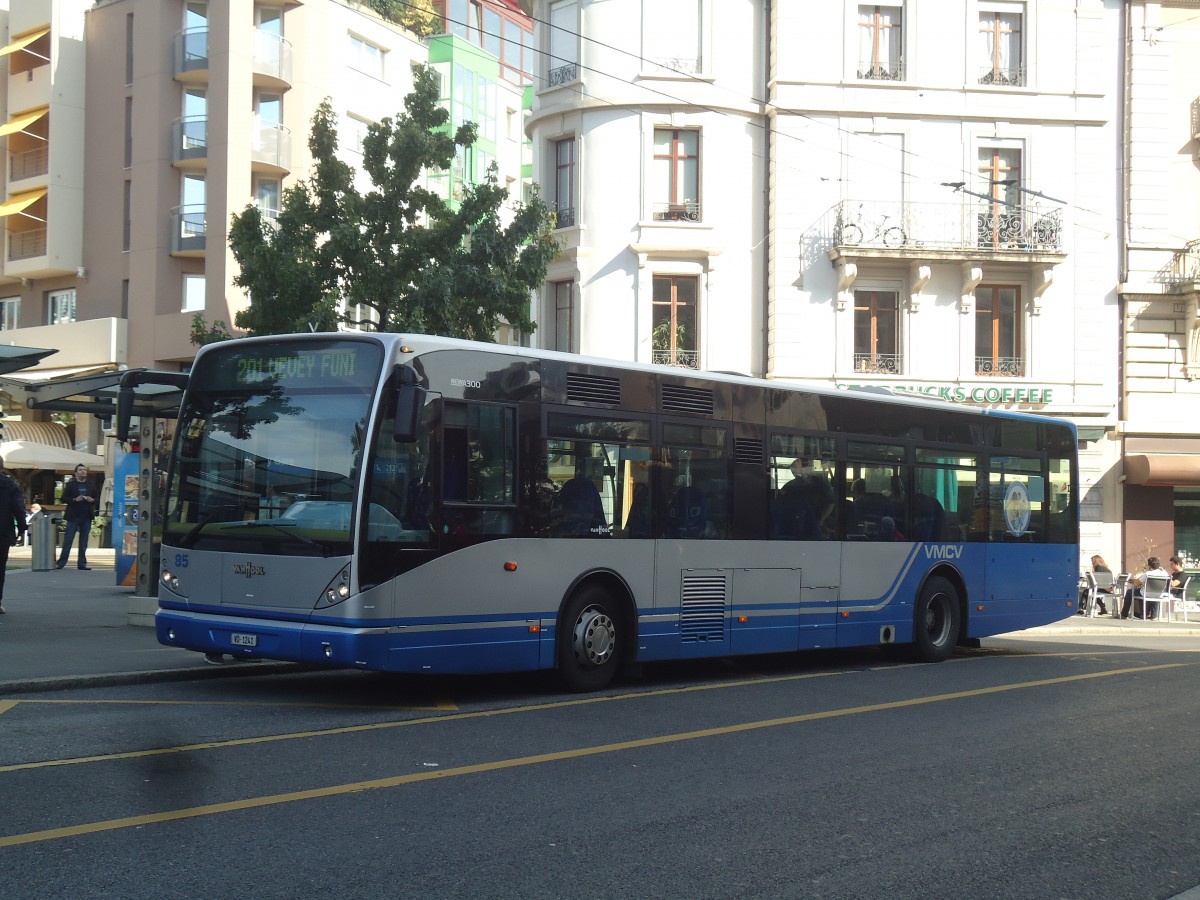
[0,455,28,613]
[57,463,96,570]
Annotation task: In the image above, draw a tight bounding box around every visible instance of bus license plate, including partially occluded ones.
[231,633,257,647]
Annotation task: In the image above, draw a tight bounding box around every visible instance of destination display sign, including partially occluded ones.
[195,340,383,391]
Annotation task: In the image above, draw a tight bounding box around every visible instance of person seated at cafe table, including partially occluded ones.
[1121,556,1169,620]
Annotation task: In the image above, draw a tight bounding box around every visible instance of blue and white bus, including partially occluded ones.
[125,333,1078,691]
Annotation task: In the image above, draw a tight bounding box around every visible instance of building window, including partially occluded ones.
[123,181,132,251]
[644,0,702,74]
[181,172,206,240]
[853,289,900,373]
[343,114,372,155]
[0,297,19,331]
[975,285,1023,376]
[554,280,574,352]
[858,4,903,81]
[652,128,700,221]
[652,275,698,368]
[48,288,76,325]
[183,274,205,312]
[125,13,135,85]
[349,33,385,80]
[553,137,576,228]
[979,3,1024,86]
[548,0,578,86]
[124,97,133,168]
[255,178,280,219]
[977,145,1023,248]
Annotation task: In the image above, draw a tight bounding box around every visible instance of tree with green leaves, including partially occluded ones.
[365,0,440,37]
[229,64,559,341]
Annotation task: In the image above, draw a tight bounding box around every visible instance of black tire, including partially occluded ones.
[558,585,623,692]
[883,226,906,247]
[911,575,961,662]
[840,223,863,246]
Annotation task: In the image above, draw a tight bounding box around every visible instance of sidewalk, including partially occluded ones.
[3,545,1200,695]
[0,545,299,694]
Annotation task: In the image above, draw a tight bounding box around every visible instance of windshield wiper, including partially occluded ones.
[178,504,243,549]
[224,520,332,557]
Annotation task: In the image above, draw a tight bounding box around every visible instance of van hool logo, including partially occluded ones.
[233,561,266,579]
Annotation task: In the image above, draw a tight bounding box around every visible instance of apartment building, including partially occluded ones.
[0,0,532,449]
[1118,1,1200,570]
[524,0,1125,561]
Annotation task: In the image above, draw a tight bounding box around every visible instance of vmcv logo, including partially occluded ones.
[924,545,964,560]
[233,561,266,578]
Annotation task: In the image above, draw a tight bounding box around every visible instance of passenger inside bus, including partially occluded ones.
[773,458,832,540]
[555,461,607,536]
[667,484,708,538]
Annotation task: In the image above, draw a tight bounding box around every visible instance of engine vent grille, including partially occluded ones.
[680,573,727,643]
[566,372,621,406]
[734,438,763,465]
[661,383,715,416]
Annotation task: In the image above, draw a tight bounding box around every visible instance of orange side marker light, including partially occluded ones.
[503,561,518,572]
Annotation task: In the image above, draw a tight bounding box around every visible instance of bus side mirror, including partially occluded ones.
[393,365,426,443]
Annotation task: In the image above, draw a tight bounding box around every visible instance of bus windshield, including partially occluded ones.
[163,339,383,555]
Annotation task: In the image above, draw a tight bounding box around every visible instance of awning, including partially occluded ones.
[0,27,49,59]
[0,344,56,375]
[0,440,103,472]
[1124,454,1200,487]
[0,187,47,219]
[1,420,71,448]
[0,107,47,137]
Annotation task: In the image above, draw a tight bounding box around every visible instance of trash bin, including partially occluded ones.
[30,512,55,572]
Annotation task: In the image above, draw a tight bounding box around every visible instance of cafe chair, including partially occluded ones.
[1173,576,1193,623]
[1141,574,1173,622]
[1085,570,1114,618]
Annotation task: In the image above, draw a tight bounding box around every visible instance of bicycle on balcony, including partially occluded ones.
[838,203,907,248]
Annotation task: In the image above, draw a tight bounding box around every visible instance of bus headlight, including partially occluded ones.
[317,565,352,608]
[161,568,180,591]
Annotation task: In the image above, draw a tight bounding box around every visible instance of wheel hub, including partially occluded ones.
[573,607,615,667]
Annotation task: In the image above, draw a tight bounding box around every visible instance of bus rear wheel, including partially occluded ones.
[911,576,961,662]
[558,586,623,692]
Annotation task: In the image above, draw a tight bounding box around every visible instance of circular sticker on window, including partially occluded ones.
[1003,481,1031,537]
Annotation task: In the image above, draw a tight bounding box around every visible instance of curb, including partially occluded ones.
[0,660,307,696]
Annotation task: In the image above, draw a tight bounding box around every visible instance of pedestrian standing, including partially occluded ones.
[57,464,96,570]
[0,455,29,613]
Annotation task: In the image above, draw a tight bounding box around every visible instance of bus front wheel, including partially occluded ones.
[911,576,961,662]
[558,586,623,692]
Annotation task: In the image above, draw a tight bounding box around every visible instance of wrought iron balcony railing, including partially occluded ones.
[652,349,699,369]
[857,59,904,81]
[825,199,1064,253]
[854,353,901,375]
[648,56,702,75]
[975,357,1025,377]
[548,63,577,87]
[978,65,1026,86]
[1166,240,1200,287]
[552,204,575,229]
[652,201,700,223]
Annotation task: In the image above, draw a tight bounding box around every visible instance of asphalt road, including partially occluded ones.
[2,637,1199,899]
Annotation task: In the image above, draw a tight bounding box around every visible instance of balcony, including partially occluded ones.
[854,353,901,375]
[652,349,699,369]
[8,226,46,262]
[173,28,209,82]
[552,204,575,229]
[1165,240,1200,290]
[170,205,206,256]
[857,59,904,81]
[978,65,1026,87]
[975,356,1025,377]
[252,30,293,90]
[250,122,291,175]
[652,201,700,223]
[646,56,702,75]
[824,199,1065,259]
[172,116,207,168]
[547,63,577,87]
[10,145,48,183]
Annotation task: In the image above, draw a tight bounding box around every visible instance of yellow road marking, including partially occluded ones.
[20,698,450,711]
[0,700,17,716]
[0,662,1185,848]
[0,669,846,773]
